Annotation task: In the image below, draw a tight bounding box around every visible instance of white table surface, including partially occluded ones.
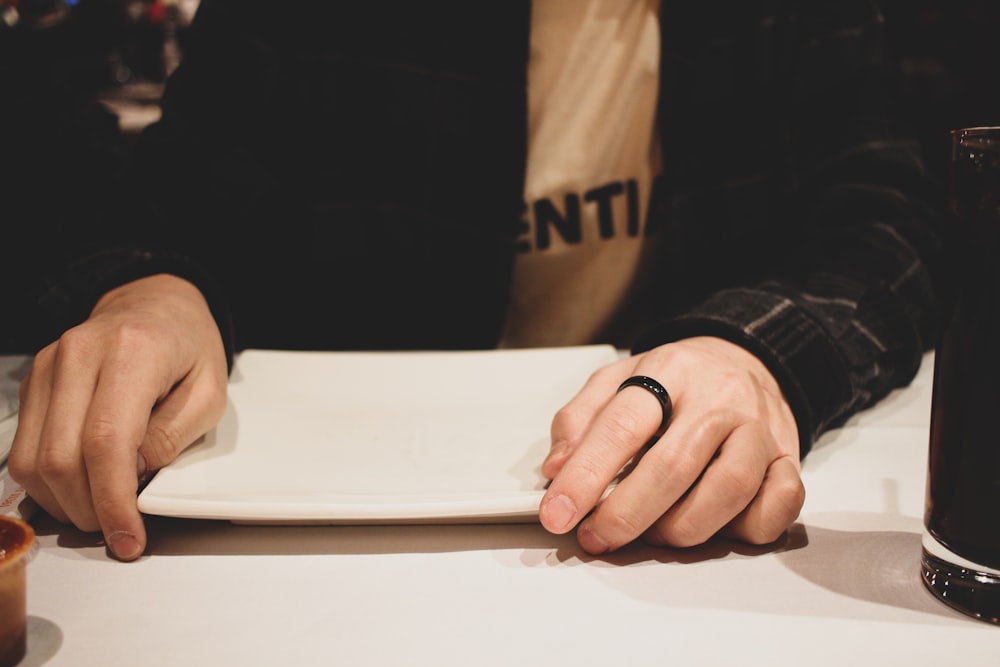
[6,350,1000,666]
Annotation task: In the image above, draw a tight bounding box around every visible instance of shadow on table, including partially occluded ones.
[572,513,971,625]
[133,514,798,562]
[33,510,792,562]
[33,509,972,625]
[22,615,63,667]
[776,521,937,615]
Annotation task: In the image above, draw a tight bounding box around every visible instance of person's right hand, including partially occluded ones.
[8,273,229,561]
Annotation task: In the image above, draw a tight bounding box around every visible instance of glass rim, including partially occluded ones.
[951,126,1000,135]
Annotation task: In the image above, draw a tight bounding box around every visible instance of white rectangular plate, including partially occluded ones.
[137,345,620,524]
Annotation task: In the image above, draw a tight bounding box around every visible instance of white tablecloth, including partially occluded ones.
[8,351,1000,666]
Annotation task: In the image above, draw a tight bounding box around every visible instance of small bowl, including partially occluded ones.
[0,516,35,667]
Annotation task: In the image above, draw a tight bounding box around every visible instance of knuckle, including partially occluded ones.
[741,520,788,546]
[650,516,707,548]
[650,444,702,482]
[773,474,807,519]
[53,326,102,361]
[22,345,53,393]
[603,403,651,449]
[738,479,805,545]
[6,452,37,488]
[597,504,646,541]
[715,465,762,504]
[62,319,159,360]
[104,321,161,358]
[717,368,750,397]
[82,417,126,462]
[551,403,586,440]
[589,363,620,386]
[36,449,78,481]
[32,340,58,365]
[143,420,186,468]
[207,380,229,417]
[712,371,756,416]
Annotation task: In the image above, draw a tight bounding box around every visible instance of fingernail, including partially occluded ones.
[578,524,610,555]
[107,531,142,561]
[541,493,577,533]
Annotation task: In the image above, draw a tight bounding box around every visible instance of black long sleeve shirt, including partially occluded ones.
[13,0,947,458]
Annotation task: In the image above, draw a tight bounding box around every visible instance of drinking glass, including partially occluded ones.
[921,126,1000,623]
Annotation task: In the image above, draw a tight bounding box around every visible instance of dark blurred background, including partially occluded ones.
[880,0,1000,187]
[1,0,197,319]
[1,0,997,322]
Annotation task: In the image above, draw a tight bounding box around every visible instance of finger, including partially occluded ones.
[139,365,228,473]
[571,404,734,553]
[543,360,631,479]
[7,349,70,524]
[89,357,227,562]
[82,357,171,562]
[33,339,104,531]
[539,374,665,535]
[720,455,805,545]
[640,425,771,548]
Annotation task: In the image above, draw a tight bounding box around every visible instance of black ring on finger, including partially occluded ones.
[616,375,673,441]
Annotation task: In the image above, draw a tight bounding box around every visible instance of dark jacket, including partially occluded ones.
[15,0,946,456]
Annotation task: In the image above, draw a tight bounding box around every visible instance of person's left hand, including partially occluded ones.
[538,336,804,554]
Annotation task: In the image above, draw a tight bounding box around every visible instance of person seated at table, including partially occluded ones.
[6,0,946,561]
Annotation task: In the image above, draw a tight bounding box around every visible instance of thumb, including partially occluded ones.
[106,379,223,563]
[139,370,228,474]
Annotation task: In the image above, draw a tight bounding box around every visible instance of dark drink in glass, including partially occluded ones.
[922,126,1000,624]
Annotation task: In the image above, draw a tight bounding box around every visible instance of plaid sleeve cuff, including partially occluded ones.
[631,288,854,457]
